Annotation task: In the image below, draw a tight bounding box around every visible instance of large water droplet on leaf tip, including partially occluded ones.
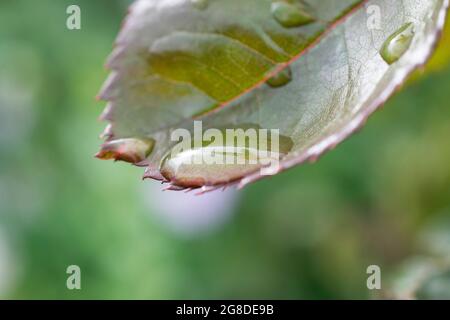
[271,1,315,28]
[159,127,293,187]
[381,22,415,65]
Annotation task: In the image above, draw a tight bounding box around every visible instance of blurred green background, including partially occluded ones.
[0,0,449,299]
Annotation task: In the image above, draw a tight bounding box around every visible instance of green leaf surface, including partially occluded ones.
[97,0,449,190]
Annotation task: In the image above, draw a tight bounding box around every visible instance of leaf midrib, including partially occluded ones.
[190,0,369,118]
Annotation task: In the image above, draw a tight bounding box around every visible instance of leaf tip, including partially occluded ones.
[96,138,155,164]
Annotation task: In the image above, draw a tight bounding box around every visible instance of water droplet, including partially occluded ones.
[191,0,208,10]
[381,23,415,65]
[267,66,292,87]
[96,138,154,164]
[159,126,293,187]
[271,1,315,28]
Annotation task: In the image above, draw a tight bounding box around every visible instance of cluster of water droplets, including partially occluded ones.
[189,0,317,89]
[99,3,419,188]
[267,1,316,88]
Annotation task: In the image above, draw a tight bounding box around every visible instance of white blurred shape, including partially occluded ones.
[142,182,239,237]
[0,229,17,298]
[0,42,41,150]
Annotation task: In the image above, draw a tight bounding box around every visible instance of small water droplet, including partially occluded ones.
[267,66,292,87]
[271,1,315,28]
[191,0,208,10]
[159,126,293,187]
[96,138,154,164]
[381,23,415,65]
